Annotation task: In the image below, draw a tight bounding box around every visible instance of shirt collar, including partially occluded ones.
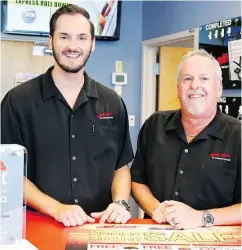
[83,72,99,99]
[166,109,182,132]
[41,66,58,99]
[165,107,225,141]
[205,107,226,140]
[42,66,99,100]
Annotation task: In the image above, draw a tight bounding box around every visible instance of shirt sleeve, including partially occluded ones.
[1,92,24,145]
[233,139,241,203]
[130,118,150,185]
[115,99,134,170]
[1,92,28,177]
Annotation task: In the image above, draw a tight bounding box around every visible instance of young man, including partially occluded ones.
[131,50,241,229]
[1,4,133,227]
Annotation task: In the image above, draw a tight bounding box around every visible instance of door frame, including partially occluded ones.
[141,28,199,126]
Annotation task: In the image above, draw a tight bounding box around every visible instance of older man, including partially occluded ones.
[131,49,241,229]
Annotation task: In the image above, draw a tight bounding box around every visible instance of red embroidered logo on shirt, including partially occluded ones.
[210,152,231,161]
[97,112,113,119]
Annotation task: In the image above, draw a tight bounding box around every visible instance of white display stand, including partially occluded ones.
[0,145,38,250]
[1,239,38,249]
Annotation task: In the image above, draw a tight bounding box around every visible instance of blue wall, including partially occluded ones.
[142,1,241,40]
[86,1,143,150]
[142,1,241,97]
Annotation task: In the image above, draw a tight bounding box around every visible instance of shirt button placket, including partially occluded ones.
[70,112,78,206]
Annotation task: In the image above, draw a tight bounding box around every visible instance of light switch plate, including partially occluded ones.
[129,115,135,127]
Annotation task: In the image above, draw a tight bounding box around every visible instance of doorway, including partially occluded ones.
[141,29,199,125]
[157,46,193,111]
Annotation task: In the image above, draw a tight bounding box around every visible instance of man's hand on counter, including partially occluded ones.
[151,202,167,224]
[91,203,131,224]
[164,200,203,230]
[52,204,95,227]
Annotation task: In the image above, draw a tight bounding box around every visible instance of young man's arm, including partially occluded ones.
[91,99,134,224]
[112,165,131,202]
[24,177,95,226]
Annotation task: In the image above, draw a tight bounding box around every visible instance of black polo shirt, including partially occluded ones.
[1,66,134,215]
[131,108,241,218]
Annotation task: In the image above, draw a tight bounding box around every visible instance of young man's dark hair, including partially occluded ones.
[49,4,95,40]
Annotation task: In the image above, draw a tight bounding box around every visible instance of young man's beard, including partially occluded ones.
[52,47,92,73]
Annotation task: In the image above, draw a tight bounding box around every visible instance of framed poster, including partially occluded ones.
[218,96,241,119]
[199,17,241,89]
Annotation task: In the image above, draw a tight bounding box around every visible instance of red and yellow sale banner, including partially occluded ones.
[65,224,241,250]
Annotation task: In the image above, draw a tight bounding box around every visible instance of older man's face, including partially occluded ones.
[177,55,222,117]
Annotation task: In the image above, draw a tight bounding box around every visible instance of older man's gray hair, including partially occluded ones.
[176,49,223,84]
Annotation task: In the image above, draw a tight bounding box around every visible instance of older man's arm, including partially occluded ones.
[132,182,167,223]
[164,201,241,229]
[208,203,241,225]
